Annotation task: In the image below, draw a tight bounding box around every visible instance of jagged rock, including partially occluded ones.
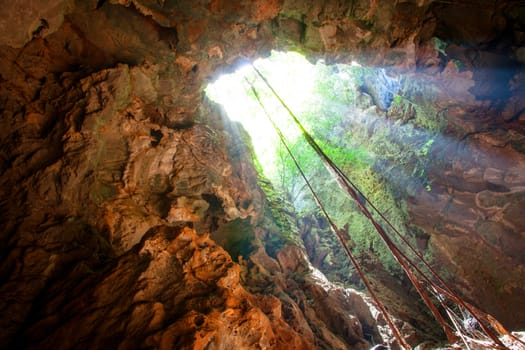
[0,0,72,48]
[0,0,524,348]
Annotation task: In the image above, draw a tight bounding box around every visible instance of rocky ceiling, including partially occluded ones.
[0,0,524,349]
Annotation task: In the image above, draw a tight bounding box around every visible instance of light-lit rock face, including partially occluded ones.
[0,0,523,348]
[0,55,378,349]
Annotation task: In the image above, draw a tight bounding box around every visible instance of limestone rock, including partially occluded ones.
[0,0,524,348]
[0,0,73,48]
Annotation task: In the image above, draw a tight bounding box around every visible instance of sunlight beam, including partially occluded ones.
[205,51,316,180]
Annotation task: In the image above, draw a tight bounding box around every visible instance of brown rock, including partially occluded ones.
[1,0,524,348]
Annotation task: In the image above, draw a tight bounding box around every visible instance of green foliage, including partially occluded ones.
[395,76,447,133]
[433,37,448,56]
[320,141,370,169]
[207,51,445,284]
[453,59,464,71]
[249,59,438,276]
[421,139,434,157]
[393,95,402,105]
[258,177,304,257]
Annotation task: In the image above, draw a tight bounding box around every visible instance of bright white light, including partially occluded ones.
[205,51,316,180]
[253,51,316,115]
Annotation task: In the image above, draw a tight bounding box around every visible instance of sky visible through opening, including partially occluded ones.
[204,51,448,236]
[205,51,317,182]
[205,52,442,204]
[205,51,369,192]
[205,50,454,276]
[203,52,525,328]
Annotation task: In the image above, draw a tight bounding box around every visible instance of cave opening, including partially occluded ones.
[204,51,525,347]
[206,51,318,189]
[2,1,525,348]
[205,50,444,285]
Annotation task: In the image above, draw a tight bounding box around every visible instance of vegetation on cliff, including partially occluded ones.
[206,51,443,281]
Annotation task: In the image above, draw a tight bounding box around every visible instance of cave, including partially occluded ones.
[1,1,524,349]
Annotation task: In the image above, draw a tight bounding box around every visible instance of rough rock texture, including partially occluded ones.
[8,220,374,349]
[0,57,383,348]
[409,125,525,328]
[0,0,524,348]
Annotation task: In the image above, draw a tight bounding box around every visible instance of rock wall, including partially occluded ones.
[0,0,524,348]
[0,57,383,348]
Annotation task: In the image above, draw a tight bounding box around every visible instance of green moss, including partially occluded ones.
[257,176,304,258]
[432,37,448,56]
[393,95,402,105]
[452,59,464,71]
[207,53,448,286]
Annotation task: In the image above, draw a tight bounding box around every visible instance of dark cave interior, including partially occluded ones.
[0,1,524,349]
